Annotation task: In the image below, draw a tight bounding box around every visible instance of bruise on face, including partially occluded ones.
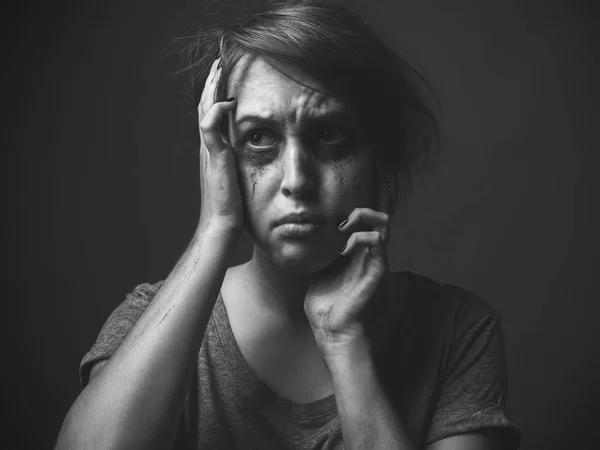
[247,163,267,201]
[329,154,355,188]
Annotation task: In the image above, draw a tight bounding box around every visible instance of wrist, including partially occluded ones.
[319,335,372,373]
[192,221,241,259]
[195,219,242,243]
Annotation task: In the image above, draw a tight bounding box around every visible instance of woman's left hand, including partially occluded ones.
[304,207,392,358]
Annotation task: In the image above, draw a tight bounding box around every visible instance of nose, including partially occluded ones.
[279,138,317,200]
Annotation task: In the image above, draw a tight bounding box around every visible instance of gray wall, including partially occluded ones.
[5,0,597,448]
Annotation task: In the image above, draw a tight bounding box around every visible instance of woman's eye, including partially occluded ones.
[318,127,347,145]
[245,130,279,148]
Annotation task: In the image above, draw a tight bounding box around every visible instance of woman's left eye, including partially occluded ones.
[318,127,347,145]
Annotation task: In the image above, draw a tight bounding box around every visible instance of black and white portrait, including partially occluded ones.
[4,1,597,449]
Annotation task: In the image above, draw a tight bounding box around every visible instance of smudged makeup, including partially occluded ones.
[220,56,379,274]
[229,109,369,200]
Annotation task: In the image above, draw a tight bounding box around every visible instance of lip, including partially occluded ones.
[276,222,322,237]
[273,211,325,228]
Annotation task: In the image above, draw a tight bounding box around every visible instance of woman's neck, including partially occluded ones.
[242,245,313,326]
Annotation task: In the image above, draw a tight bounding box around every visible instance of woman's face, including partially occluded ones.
[227,56,381,274]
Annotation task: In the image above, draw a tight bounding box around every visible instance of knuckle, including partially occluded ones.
[350,208,365,221]
[212,101,225,112]
[199,117,211,132]
[198,100,208,117]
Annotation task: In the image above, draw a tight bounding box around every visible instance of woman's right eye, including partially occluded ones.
[244,129,279,149]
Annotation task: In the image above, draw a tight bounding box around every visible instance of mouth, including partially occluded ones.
[273,211,325,228]
[275,222,323,238]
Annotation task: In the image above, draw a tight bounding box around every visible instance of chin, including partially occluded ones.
[265,242,340,275]
[276,255,333,274]
[248,222,346,274]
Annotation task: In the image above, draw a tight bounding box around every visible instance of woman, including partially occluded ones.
[56,1,520,449]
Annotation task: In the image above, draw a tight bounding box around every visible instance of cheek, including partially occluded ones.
[238,163,267,203]
[328,154,375,204]
[237,163,277,230]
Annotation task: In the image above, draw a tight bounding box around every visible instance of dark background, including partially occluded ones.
[4,0,598,448]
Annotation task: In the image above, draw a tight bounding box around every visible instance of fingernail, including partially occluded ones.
[226,97,235,102]
[338,219,348,229]
[339,243,347,254]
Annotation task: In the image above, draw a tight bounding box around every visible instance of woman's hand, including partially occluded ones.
[196,59,245,236]
[304,207,394,359]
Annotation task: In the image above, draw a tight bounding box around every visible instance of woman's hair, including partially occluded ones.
[172,0,439,209]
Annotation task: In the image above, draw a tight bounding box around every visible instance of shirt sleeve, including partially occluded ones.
[426,294,521,449]
[79,281,164,388]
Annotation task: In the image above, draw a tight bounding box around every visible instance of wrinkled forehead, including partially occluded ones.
[226,55,356,120]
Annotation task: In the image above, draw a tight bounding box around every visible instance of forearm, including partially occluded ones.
[56,226,239,450]
[325,340,416,450]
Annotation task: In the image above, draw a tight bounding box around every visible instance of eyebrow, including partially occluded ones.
[234,108,357,127]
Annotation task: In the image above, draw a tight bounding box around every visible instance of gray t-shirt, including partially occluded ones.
[80,271,520,449]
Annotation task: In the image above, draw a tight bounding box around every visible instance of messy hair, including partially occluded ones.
[172,0,439,209]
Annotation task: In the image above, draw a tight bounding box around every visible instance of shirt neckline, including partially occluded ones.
[211,270,414,421]
[212,291,338,421]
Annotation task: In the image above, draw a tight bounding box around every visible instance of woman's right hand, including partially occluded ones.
[196,59,244,237]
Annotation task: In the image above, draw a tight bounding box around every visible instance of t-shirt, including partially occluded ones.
[79,271,521,450]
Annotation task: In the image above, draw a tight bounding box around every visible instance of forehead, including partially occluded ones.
[227,56,353,121]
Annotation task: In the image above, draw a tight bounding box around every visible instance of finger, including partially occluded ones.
[200,59,219,106]
[338,207,390,243]
[199,58,221,116]
[339,230,388,266]
[209,57,221,81]
[199,98,237,154]
[200,65,221,115]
